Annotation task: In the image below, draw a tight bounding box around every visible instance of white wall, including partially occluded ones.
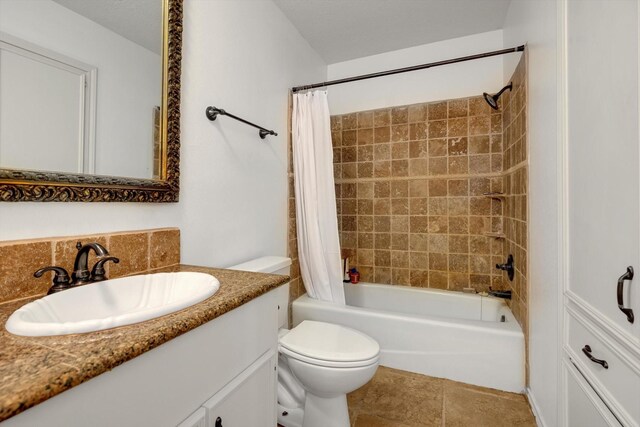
[170,0,325,267]
[326,30,505,114]
[502,1,560,426]
[0,0,160,179]
[0,0,326,271]
[0,202,180,242]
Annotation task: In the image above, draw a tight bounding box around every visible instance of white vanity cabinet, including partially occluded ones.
[178,350,277,427]
[177,408,207,427]
[3,285,288,427]
[564,0,640,425]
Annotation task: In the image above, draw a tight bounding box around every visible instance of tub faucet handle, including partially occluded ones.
[495,254,515,282]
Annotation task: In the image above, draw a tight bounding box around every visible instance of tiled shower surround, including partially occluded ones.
[502,55,528,332]
[332,97,506,292]
[288,55,528,335]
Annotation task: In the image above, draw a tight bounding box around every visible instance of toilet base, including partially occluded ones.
[278,394,350,427]
[303,393,349,427]
[277,404,304,427]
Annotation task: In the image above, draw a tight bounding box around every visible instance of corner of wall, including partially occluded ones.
[501,1,561,426]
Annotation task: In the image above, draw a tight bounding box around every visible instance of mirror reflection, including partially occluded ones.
[0,0,163,180]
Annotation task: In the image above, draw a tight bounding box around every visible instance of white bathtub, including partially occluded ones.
[291,282,525,393]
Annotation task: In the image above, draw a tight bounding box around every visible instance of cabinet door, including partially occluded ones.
[202,350,277,427]
[567,0,640,345]
[177,408,207,427]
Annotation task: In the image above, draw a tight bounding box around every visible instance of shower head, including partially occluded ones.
[483,82,513,110]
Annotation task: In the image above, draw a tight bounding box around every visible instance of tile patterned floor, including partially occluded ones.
[346,366,537,427]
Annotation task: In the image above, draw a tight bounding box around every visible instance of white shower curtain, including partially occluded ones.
[292,90,345,304]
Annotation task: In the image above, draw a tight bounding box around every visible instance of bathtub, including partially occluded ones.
[291,282,525,393]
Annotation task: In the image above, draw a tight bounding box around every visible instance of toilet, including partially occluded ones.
[229,256,380,427]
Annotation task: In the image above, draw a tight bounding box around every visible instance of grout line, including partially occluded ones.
[105,234,111,276]
[502,161,528,176]
[50,239,56,267]
[441,382,447,427]
[335,172,503,184]
[146,232,152,271]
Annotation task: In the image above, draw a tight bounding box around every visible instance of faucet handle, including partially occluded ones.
[34,266,72,294]
[90,257,120,282]
[495,254,515,281]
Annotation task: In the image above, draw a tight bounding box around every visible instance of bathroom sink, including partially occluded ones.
[5,272,220,337]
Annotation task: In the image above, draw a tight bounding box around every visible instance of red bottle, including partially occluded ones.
[349,268,360,284]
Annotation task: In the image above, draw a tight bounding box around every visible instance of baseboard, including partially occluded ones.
[526,387,548,427]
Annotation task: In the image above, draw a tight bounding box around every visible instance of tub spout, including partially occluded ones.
[488,288,512,300]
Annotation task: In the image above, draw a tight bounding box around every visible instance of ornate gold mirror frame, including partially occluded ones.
[0,0,182,202]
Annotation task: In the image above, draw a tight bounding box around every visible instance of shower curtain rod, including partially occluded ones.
[291,45,525,93]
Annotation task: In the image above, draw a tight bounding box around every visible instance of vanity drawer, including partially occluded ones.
[566,311,640,426]
[564,360,622,427]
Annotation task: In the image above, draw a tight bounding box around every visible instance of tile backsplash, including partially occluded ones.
[0,228,180,304]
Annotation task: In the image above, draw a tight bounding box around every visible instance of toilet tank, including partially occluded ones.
[229,256,291,276]
[228,256,291,329]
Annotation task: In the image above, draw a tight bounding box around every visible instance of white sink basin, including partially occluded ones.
[5,272,220,337]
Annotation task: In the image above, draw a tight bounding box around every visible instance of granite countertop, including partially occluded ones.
[0,265,289,422]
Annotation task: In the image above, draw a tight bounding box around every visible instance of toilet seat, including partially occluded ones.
[279,320,380,368]
[280,345,379,368]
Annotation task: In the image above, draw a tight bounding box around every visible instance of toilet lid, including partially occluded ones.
[279,321,379,363]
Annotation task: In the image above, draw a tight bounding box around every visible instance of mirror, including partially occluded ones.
[0,0,182,202]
